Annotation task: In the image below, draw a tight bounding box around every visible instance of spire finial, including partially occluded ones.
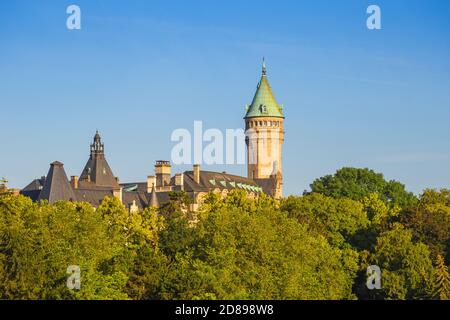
[91,130,104,156]
[262,57,267,76]
[94,130,101,142]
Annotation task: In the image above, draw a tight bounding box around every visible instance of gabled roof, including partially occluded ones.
[22,176,46,191]
[38,161,76,204]
[244,60,284,119]
[122,191,148,210]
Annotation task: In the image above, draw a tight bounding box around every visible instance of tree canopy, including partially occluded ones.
[309,167,418,208]
[0,168,448,300]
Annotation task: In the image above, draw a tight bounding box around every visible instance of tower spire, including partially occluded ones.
[91,130,104,157]
[262,57,267,76]
[244,59,283,119]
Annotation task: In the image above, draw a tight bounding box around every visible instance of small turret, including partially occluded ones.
[150,183,159,208]
[90,130,104,158]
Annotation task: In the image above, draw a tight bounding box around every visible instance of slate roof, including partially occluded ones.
[21,176,46,201]
[182,170,263,194]
[22,176,46,191]
[120,182,147,193]
[20,190,41,202]
[122,191,149,209]
[79,157,119,189]
[75,189,114,206]
[121,190,170,210]
[38,161,77,204]
[79,132,120,189]
[254,177,277,197]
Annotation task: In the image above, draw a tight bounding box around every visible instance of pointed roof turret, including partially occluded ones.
[38,161,76,204]
[150,183,159,208]
[91,130,104,156]
[79,131,120,189]
[244,59,284,119]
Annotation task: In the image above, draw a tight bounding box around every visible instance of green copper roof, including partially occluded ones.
[244,60,284,119]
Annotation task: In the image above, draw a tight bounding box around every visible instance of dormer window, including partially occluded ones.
[259,104,267,114]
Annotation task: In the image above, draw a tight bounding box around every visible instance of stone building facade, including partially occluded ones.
[21,61,285,210]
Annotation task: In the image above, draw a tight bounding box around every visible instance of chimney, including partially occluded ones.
[193,164,200,184]
[113,187,123,203]
[155,160,171,187]
[70,176,79,189]
[175,173,184,190]
[147,175,156,193]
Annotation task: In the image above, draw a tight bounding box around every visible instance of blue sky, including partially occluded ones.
[1,0,449,195]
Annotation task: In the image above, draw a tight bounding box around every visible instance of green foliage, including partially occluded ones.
[361,193,400,226]
[399,208,449,264]
[159,191,191,217]
[97,196,164,249]
[419,189,450,210]
[0,195,128,299]
[309,167,418,208]
[281,193,369,248]
[0,169,448,300]
[158,190,357,300]
[361,224,433,300]
[125,246,169,300]
[431,255,450,300]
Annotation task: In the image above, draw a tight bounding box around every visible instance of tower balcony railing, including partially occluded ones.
[155,160,171,166]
